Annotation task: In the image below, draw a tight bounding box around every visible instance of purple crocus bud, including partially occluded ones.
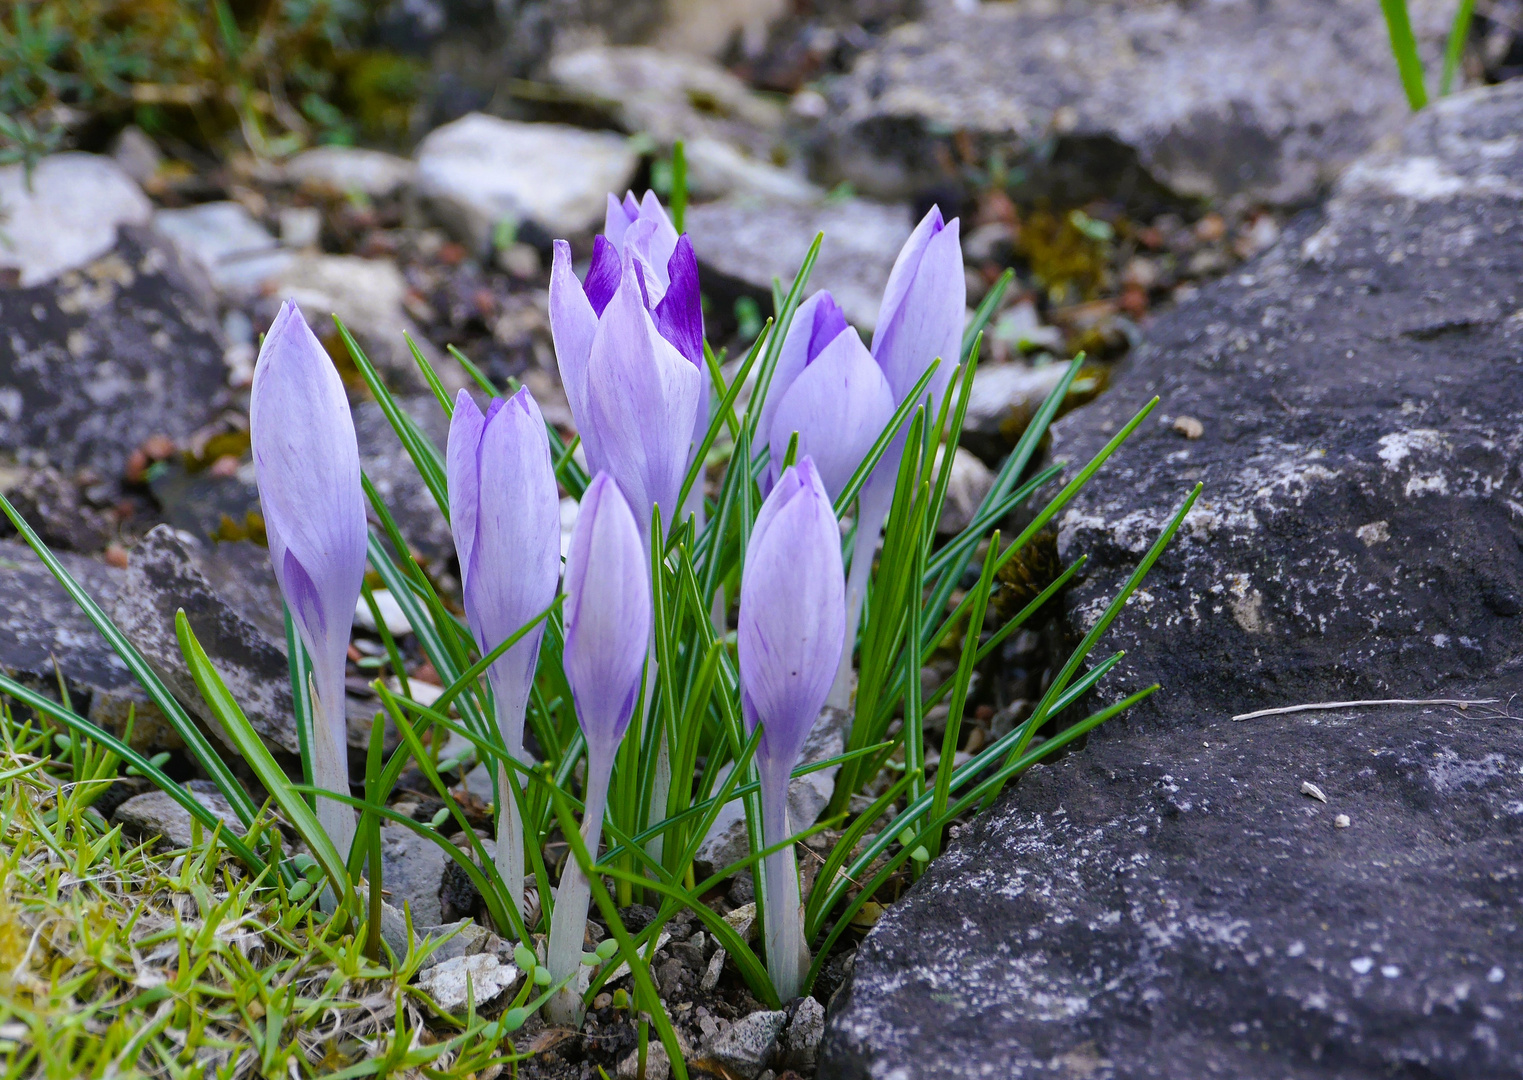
[549,191,707,487]
[447,386,560,912]
[250,300,367,867]
[581,254,702,543]
[872,206,966,408]
[761,289,895,501]
[738,457,846,1001]
[545,472,651,1024]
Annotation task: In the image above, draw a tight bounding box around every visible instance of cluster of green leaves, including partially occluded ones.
[1380,0,1475,110]
[0,0,410,171]
[0,708,536,1079]
[0,188,1196,1079]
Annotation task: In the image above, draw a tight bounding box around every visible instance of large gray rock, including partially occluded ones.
[1052,79,1523,726]
[817,0,1457,207]
[0,540,170,750]
[820,79,1523,1080]
[414,114,639,249]
[0,227,229,485]
[112,526,297,755]
[684,194,914,331]
[0,153,152,286]
[822,704,1523,1078]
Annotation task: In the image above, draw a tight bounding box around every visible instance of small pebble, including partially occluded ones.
[593,993,612,1010]
[1334,814,1351,828]
[1300,781,1327,803]
[1172,415,1204,439]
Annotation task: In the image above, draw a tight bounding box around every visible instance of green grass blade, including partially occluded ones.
[334,316,450,519]
[176,611,352,908]
[1440,0,1475,95]
[1381,0,1429,109]
[284,605,315,811]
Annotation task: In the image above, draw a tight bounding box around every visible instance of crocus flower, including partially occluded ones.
[738,457,846,1002]
[759,289,895,501]
[250,300,367,873]
[828,207,966,708]
[447,386,560,914]
[544,473,651,1025]
[551,251,701,545]
[549,193,707,529]
[872,205,966,411]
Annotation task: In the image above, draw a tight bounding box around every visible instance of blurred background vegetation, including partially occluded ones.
[0,0,423,169]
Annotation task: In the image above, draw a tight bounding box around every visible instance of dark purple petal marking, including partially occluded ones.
[655,235,704,367]
[282,548,326,638]
[805,291,849,365]
[584,235,622,317]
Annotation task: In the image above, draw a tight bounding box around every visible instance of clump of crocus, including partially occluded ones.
[544,473,651,1026]
[250,300,367,879]
[738,457,845,1002]
[447,387,560,915]
[829,207,965,707]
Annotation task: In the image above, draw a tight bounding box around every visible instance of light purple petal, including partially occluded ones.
[250,299,367,745]
[447,389,486,592]
[767,328,895,502]
[872,206,943,355]
[604,192,638,251]
[754,290,840,455]
[549,240,601,473]
[738,457,845,771]
[465,387,561,730]
[563,473,651,754]
[636,189,679,280]
[585,256,701,542]
[872,213,965,406]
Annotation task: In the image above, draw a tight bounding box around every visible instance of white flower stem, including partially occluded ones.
[308,678,355,913]
[545,745,614,1027]
[827,491,891,711]
[641,641,668,870]
[491,682,529,917]
[759,760,806,1002]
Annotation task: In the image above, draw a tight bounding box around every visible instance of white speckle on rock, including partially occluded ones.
[1351,957,1374,975]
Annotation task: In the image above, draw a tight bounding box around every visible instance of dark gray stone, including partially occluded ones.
[113,778,247,849]
[112,526,298,756]
[0,465,114,553]
[821,705,1523,1079]
[379,820,450,927]
[0,226,229,486]
[821,80,1523,1080]
[817,0,1456,208]
[1051,80,1523,727]
[0,540,171,751]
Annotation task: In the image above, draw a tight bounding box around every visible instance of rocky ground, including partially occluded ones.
[1,0,1520,1077]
